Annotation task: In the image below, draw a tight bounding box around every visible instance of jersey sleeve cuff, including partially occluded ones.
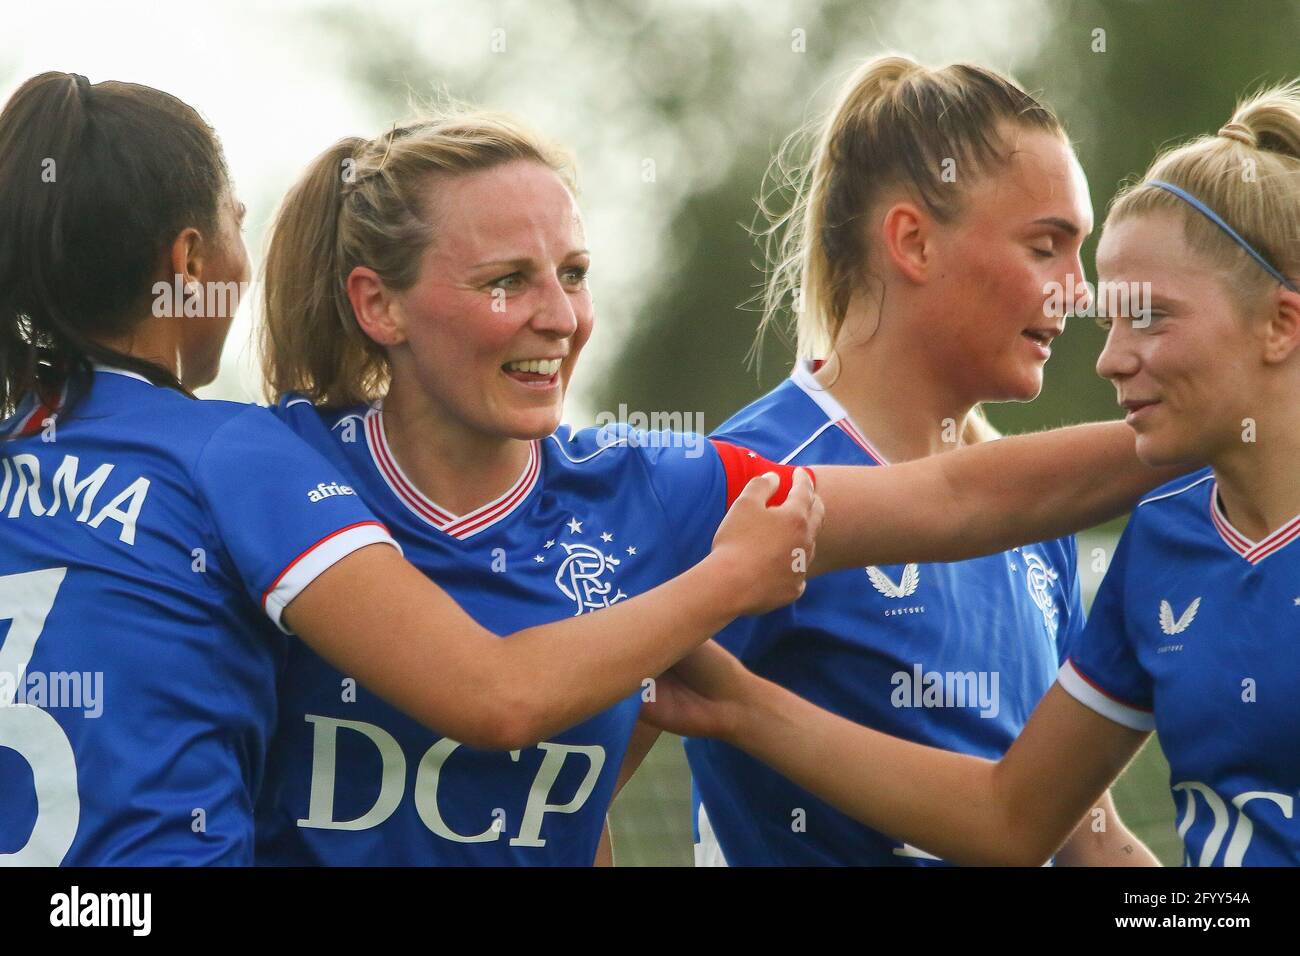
[1057,659,1155,732]
[262,521,402,634]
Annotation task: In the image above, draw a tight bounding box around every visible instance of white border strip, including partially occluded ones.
[92,363,155,385]
[1057,660,1155,732]
[778,419,839,465]
[263,522,401,633]
[1137,472,1213,508]
[693,803,729,867]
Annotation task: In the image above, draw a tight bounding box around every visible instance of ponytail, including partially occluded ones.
[260,136,389,409]
[0,72,230,418]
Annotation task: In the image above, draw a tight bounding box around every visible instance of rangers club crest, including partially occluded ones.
[554,542,628,616]
[1022,551,1060,637]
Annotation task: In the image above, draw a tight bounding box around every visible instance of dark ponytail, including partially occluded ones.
[0,72,229,418]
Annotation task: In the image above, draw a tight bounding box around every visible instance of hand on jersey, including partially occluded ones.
[711,468,821,615]
[642,640,753,743]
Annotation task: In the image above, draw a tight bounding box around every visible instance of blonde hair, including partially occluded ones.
[261,109,576,407]
[1107,80,1300,303]
[757,55,1064,443]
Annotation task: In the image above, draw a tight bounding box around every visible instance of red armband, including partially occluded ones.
[710,439,816,508]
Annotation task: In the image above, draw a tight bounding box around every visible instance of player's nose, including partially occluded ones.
[1096,321,1140,382]
[529,274,580,337]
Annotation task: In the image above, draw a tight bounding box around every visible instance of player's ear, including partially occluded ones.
[1261,284,1300,365]
[167,226,205,299]
[879,200,931,284]
[346,265,407,347]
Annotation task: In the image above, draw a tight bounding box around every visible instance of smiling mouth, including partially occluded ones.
[503,358,563,376]
[501,357,563,389]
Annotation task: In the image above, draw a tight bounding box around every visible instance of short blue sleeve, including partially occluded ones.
[1057,524,1155,732]
[636,431,730,575]
[193,406,399,631]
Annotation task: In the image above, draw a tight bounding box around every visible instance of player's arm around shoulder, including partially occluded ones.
[648,646,1153,866]
[285,469,821,753]
[808,422,1191,572]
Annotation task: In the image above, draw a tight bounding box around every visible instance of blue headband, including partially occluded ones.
[1147,179,1298,292]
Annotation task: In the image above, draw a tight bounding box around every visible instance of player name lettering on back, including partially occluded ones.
[0,452,149,545]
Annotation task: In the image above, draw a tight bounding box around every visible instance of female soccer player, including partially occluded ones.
[0,72,820,866]
[252,106,1188,864]
[672,55,1150,866]
[644,81,1300,867]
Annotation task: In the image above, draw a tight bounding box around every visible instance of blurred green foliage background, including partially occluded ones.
[313,0,1300,434]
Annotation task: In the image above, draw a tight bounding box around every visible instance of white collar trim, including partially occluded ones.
[789,360,888,464]
[1209,481,1300,565]
[364,405,540,540]
[93,363,155,385]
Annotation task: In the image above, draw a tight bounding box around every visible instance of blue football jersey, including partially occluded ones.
[0,367,396,865]
[255,399,786,865]
[1061,469,1300,866]
[686,361,1084,865]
